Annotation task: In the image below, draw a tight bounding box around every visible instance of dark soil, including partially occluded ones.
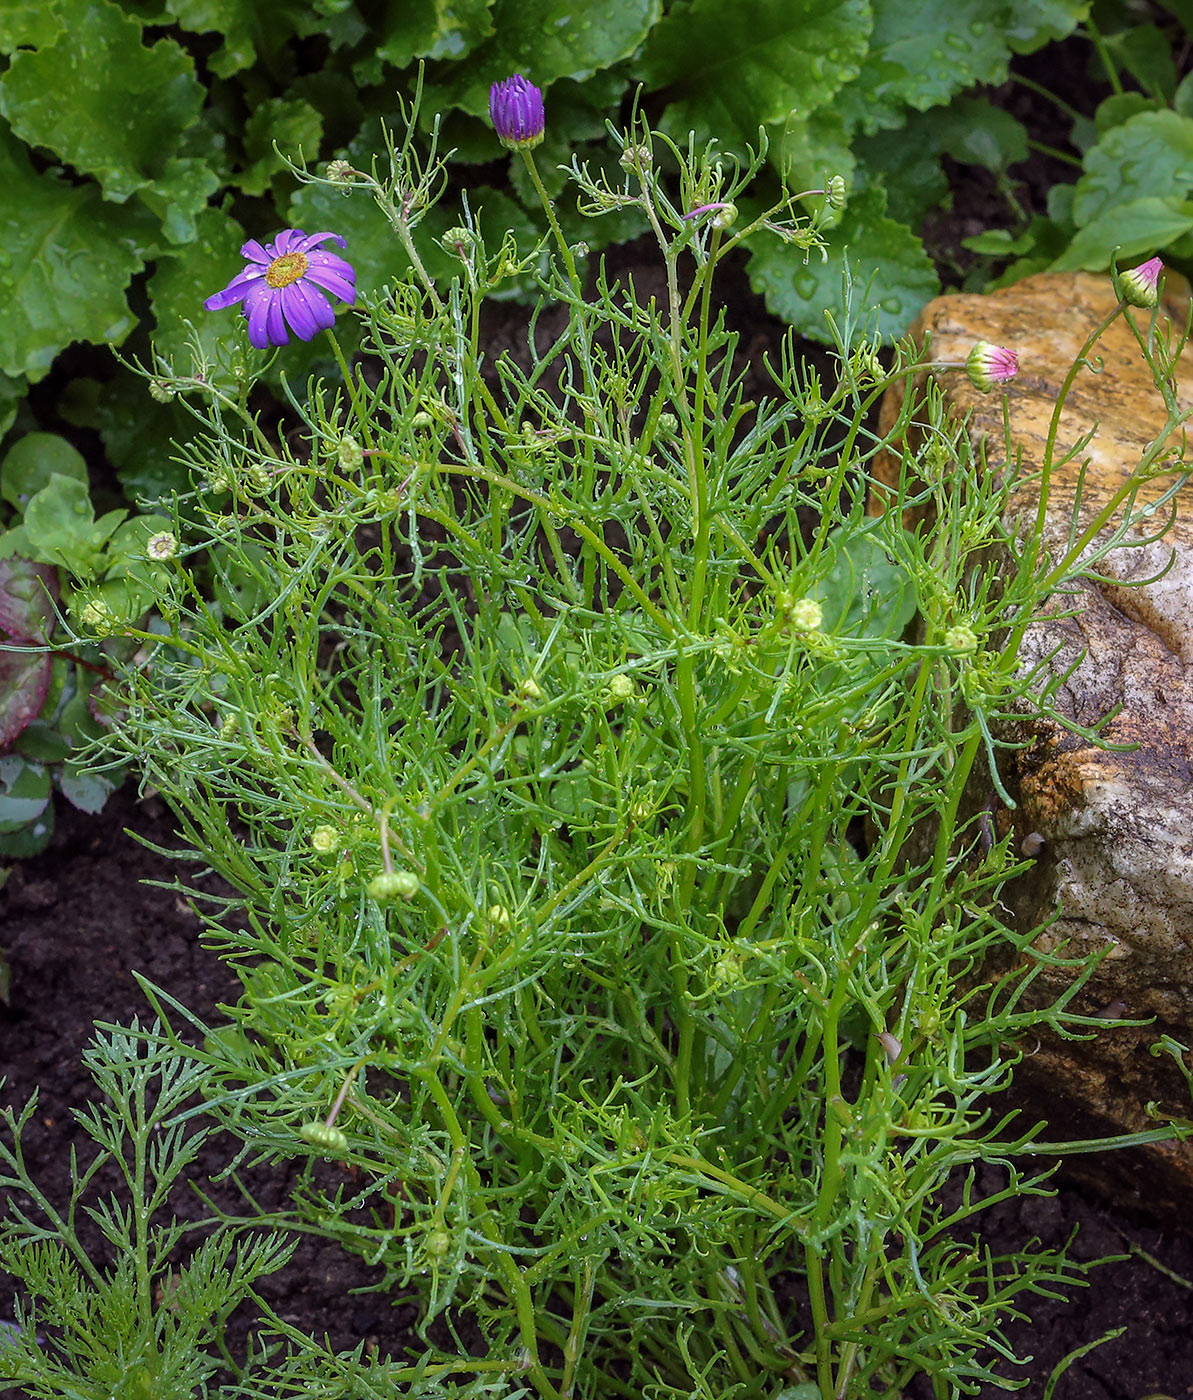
[5,31,1193,1399]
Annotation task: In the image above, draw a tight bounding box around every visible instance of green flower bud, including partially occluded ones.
[826,175,847,211]
[944,624,979,654]
[338,434,363,471]
[299,1121,349,1154]
[788,597,823,632]
[148,378,176,403]
[368,870,420,902]
[607,673,636,704]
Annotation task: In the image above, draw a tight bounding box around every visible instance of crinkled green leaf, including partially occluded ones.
[779,109,856,228]
[835,0,1076,136]
[21,475,107,577]
[934,98,1028,171]
[0,125,145,381]
[0,0,204,203]
[138,157,221,245]
[1051,196,1193,272]
[1103,23,1176,103]
[1094,91,1161,137]
[854,118,947,230]
[746,185,939,342]
[1003,0,1089,51]
[1,432,87,511]
[364,0,494,73]
[637,0,870,154]
[238,98,324,196]
[1071,110,1193,228]
[0,0,65,50]
[149,204,249,385]
[430,0,660,117]
[163,0,258,75]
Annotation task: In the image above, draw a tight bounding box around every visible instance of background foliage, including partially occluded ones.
[6,0,1192,501]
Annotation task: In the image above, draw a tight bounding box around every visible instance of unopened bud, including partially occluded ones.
[299,1122,349,1154]
[368,870,420,901]
[338,434,363,471]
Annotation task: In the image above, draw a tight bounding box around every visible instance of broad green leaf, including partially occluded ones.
[0,754,51,833]
[746,185,939,342]
[429,0,660,117]
[637,0,870,155]
[1003,0,1089,51]
[0,124,145,381]
[21,475,101,577]
[238,98,325,196]
[138,157,221,245]
[148,204,249,389]
[0,0,65,49]
[1071,110,1193,228]
[0,804,53,856]
[779,109,856,228]
[0,0,205,203]
[1094,91,1161,137]
[934,98,1028,171]
[1050,197,1193,272]
[834,0,1027,135]
[1,432,88,511]
[1102,23,1176,103]
[164,0,258,75]
[366,0,494,72]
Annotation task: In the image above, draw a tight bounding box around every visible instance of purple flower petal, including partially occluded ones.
[244,291,273,349]
[272,228,303,255]
[240,239,272,264]
[204,265,267,310]
[284,281,335,340]
[265,297,289,347]
[294,230,349,253]
[303,259,356,303]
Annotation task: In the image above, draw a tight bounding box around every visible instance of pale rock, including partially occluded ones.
[876,271,1193,1218]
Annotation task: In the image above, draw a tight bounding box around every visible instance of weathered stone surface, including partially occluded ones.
[876,271,1193,1218]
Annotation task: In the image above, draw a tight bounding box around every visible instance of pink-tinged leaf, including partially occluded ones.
[0,647,51,745]
[0,557,59,643]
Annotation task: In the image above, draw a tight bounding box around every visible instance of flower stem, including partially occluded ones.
[520,147,581,291]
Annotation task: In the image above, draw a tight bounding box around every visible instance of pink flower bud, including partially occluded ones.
[965,341,1019,393]
[1118,256,1163,309]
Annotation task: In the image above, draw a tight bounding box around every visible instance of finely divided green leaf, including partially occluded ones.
[637,0,870,154]
[746,185,939,342]
[0,126,144,381]
[0,0,205,203]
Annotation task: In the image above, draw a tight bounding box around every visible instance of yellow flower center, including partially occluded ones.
[265,251,309,288]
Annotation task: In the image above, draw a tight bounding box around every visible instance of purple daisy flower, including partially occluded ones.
[204,228,356,349]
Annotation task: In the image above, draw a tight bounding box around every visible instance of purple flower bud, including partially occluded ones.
[204,229,355,349]
[489,75,545,151]
[966,341,1019,393]
[1118,255,1163,309]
